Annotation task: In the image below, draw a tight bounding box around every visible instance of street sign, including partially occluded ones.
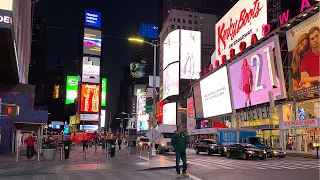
[145,105,153,113]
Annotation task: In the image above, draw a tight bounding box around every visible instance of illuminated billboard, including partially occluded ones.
[101,78,107,106]
[193,83,203,118]
[228,35,286,109]
[100,109,106,127]
[163,102,176,125]
[84,10,101,28]
[65,76,78,104]
[80,84,100,113]
[200,66,232,118]
[0,0,13,11]
[0,9,12,29]
[187,97,195,134]
[139,23,158,39]
[82,56,100,83]
[163,29,179,70]
[53,85,59,98]
[215,0,268,62]
[136,88,149,131]
[163,62,179,100]
[80,114,99,121]
[83,28,102,56]
[130,62,146,78]
[286,13,320,99]
[180,30,201,79]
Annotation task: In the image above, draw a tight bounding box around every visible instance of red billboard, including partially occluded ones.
[80,84,100,113]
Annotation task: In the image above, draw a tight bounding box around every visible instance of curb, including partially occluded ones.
[137,165,181,171]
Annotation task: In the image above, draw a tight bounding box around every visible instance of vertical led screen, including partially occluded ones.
[83,28,102,56]
[228,35,286,109]
[215,0,268,62]
[193,83,203,118]
[163,102,177,125]
[101,78,107,106]
[84,10,101,28]
[180,30,201,79]
[136,89,149,131]
[187,97,195,134]
[163,29,180,70]
[82,56,100,83]
[100,109,106,128]
[286,13,320,99]
[163,62,179,100]
[65,76,78,104]
[80,84,100,113]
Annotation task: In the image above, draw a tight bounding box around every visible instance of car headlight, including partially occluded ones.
[161,143,165,146]
[273,150,278,154]
[210,146,214,149]
[283,152,286,154]
[262,150,267,154]
[139,142,142,146]
[223,147,227,152]
[247,150,253,154]
[148,142,151,146]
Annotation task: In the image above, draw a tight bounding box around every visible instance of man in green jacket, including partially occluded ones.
[171,125,189,178]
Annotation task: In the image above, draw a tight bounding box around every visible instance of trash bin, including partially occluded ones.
[110,144,115,157]
[64,145,70,159]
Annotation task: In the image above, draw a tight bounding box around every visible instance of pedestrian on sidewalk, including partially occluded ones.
[171,125,189,178]
[101,137,106,149]
[118,138,122,150]
[25,135,35,161]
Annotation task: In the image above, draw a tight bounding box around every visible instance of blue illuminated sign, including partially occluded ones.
[85,10,101,28]
[138,23,158,39]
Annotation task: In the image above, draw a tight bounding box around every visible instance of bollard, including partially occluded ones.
[37,147,40,162]
[147,146,150,159]
[15,147,19,162]
[128,146,130,158]
[83,147,86,160]
[60,146,63,160]
[317,146,319,159]
[106,146,109,159]
[139,146,142,158]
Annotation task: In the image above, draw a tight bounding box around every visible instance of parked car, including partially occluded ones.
[194,139,222,155]
[265,147,286,158]
[226,143,267,160]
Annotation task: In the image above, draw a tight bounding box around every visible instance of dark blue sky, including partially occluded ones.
[35,0,159,113]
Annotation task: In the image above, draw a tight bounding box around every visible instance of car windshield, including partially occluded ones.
[243,144,256,148]
[161,133,173,138]
[140,138,149,142]
[206,140,215,144]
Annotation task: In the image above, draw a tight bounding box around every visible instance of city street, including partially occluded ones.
[162,149,320,180]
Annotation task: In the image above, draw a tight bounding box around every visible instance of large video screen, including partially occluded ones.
[228,35,286,109]
[136,89,149,131]
[180,30,201,79]
[193,83,203,118]
[163,29,180,70]
[83,28,102,56]
[80,114,99,121]
[65,76,78,104]
[215,0,268,62]
[163,102,177,125]
[101,78,107,106]
[286,13,320,99]
[200,66,232,118]
[163,62,179,100]
[84,10,101,28]
[80,84,100,113]
[82,56,100,83]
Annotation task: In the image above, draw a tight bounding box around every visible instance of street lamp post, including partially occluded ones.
[128,38,158,156]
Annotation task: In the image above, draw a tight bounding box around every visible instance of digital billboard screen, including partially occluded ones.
[80,114,99,121]
[215,0,268,62]
[100,109,106,127]
[228,35,286,110]
[180,30,201,79]
[130,62,146,78]
[83,28,102,56]
[163,62,179,100]
[286,13,320,99]
[139,23,158,39]
[101,78,107,106]
[80,84,100,113]
[84,10,101,28]
[200,66,232,118]
[187,97,195,134]
[163,29,180,70]
[65,76,78,104]
[193,83,203,118]
[163,102,176,125]
[136,88,149,131]
[82,56,100,83]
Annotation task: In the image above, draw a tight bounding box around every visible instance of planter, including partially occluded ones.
[42,148,57,160]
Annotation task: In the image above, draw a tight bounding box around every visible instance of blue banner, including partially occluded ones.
[85,10,101,28]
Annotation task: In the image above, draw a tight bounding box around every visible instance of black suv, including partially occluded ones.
[226,143,267,160]
[194,139,222,155]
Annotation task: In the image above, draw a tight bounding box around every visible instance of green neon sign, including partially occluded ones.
[101,78,107,106]
[65,76,78,104]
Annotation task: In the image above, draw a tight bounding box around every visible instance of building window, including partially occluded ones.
[183,19,185,23]
[171,24,175,29]
[189,20,192,24]
[170,17,172,21]
[177,25,180,29]
[177,18,180,23]
[189,27,192,30]
[183,26,186,29]
[194,21,198,24]
[194,28,198,31]
[189,15,192,17]
[194,15,198,18]
[200,21,203,25]
[174,18,176,22]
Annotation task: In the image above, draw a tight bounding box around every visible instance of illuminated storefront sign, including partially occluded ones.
[0,10,12,29]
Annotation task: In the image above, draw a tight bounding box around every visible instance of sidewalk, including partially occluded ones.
[0,145,177,175]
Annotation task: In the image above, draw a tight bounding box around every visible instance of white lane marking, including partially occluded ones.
[189,173,203,180]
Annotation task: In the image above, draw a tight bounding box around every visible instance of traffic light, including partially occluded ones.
[6,105,20,117]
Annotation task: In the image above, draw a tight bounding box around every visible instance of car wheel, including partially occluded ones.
[220,151,225,156]
[159,149,164,154]
[227,151,231,158]
[196,148,199,154]
[259,155,266,160]
[242,153,248,160]
[206,149,210,155]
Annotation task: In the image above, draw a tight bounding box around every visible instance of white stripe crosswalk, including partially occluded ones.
[186,158,320,170]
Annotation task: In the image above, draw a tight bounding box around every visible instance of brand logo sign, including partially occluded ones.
[215,0,267,63]
[280,119,319,129]
[0,9,12,29]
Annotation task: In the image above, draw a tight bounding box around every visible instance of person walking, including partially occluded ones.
[118,138,122,150]
[171,126,189,178]
[25,135,35,161]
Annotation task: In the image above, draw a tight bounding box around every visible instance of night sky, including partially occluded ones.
[35,0,159,114]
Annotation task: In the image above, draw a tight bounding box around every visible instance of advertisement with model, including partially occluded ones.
[215,0,268,62]
[180,30,201,79]
[163,62,179,100]
[286,13,320,99]
[82,56,100,83]
[83,28,102,56]
[162,102,177,125]
[65,76,78,104]
[187,97,195,134]
[200,66,232,118]
[163,29,179,70]
[136,88,149,131]
[228,35,286,110]
[80,84,100,113]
